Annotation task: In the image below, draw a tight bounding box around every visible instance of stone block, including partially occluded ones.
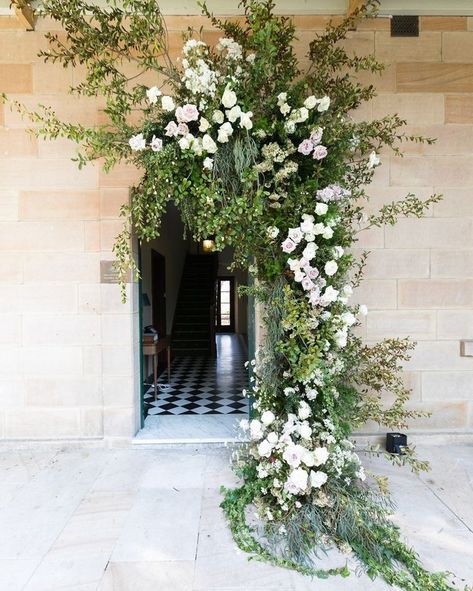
[0,64,32,93]
[371,93,444,124]
[445,95,473,123]
[23,252,99,283]
[404,341,473,371]
[366,310,436,340]
[433,188,473,217]
[102,346,134,376]
[375,31,441,63]
[0,379,25,407]
[4,95,98,127]
[98,161,142,188]
[398,279,473,308]
[100,220,126,251]
[103,407,136,438]
[101,315,134,345]
[385,218,473,248]
[84,221,100,252]
[0,158,98,190]
[0,191,19,220]
[422,371,473,401]
[397,62,473,93]
[353,225,384,248]
[0,253,23,282]
[22,315,101,345]
[442,32,473,63]
[352,279,397,309]
[100,189,129,219]
[431,250,473,278]
[405,401,468,429]
[0,346,20,375]
[21,284,78,314]
[0,128,37,158]
[25,377,101,407]
[0,221,84,251]
[402,124,473,155]
[19,190,100,220]
[0,314,21,344]
[5,408,81,438]
[358,249,430,279]
[420,16,467,31]
[103,376,135,407]
[391,156,473,187]
[78,284,101,315]
[437,310,473,340]
[32,62,73,94]
[21,346,83,376]
[80,408,104,437]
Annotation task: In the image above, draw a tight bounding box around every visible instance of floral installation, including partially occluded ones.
[5,0,464,589]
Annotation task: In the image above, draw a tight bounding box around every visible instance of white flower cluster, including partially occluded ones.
[240,412,330,503]
[277,92,330,134]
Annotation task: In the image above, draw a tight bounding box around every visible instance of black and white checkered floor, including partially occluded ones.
[144,334,250,417]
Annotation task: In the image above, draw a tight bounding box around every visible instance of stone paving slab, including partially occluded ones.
[0,445,471,590]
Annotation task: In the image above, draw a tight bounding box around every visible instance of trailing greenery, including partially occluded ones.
[4,0,466,589]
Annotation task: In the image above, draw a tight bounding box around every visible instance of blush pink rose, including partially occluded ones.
[165,121,178,137]
[310,126,323,146]
[297,139,314,156]
[312,145,328,160]
[281,238,297,254]
[181,103,199,121]
[177,122,189,136]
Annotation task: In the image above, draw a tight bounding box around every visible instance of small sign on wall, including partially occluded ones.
[100,260,131,283]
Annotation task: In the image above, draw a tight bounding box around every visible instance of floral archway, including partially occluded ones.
[5,0,459,589]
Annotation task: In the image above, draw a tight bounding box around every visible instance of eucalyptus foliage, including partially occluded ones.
[5,0,464,589]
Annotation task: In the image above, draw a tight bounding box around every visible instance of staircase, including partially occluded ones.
[172,253,218,355]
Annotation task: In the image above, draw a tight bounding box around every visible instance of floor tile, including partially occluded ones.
[98,561,194,591]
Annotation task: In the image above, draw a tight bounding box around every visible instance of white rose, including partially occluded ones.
[128,133,146,151]
[250,419,263,440]
[310,470,328,488]
[282,443,305,468]
[277,92,287,105]
[368,151,380,169]
[322,226,334,240]
[302,243,317,261]
[202,134,218,154]
[285,468,308,494]
[315,202,328,215]
[161,95,175,112]
[221,84,237,108]
[261,410,275,426]
[359,304,368,316]
[212,110,224,124]
[324,260,338,277]
[226,105,242,122]
[298,423,312,439]
[267,226,279,239]
[258,439,273,458]
[304,95,317,109]
[294,270,305,283]
[267,431,278,444]
[313,447,329,466]
[239,419,249,431]
[317,96,331,112]
[178,134,192,150]
[280,103,291,116]
[203,157,214,170]
[146,86,161,104]
[199,117,210,132]
[298,401,311,420]
[341,312,356,326]
[305,387,318,401]
[333,246,344,258]
[321,286,339,305]
[335,329,348,348]
[239,111,253,130]
[150,135,163,152]
[301,450,315,467]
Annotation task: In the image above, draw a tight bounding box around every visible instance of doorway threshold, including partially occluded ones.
[132,414,248,445]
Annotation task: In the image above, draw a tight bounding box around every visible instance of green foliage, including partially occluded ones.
[6,0,465,589]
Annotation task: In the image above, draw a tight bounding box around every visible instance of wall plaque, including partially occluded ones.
[100,260,121,283]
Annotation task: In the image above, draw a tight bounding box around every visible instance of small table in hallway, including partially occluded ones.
[143,335,171,401]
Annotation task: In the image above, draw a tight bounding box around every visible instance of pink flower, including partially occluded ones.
[297,139,314,156]
[301,277,315,291]
[312,145,328,160]
[282,238,297,253]
[310,126,323,146]
[181,103,199,122]
[288,227,303,244]
[307,267,320,280]
[308,288,321,306]
[165,121,178,137]
[177,122,189,136]
[150,136,163,152]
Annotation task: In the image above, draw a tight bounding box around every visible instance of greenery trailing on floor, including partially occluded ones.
[5,0,465,588]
